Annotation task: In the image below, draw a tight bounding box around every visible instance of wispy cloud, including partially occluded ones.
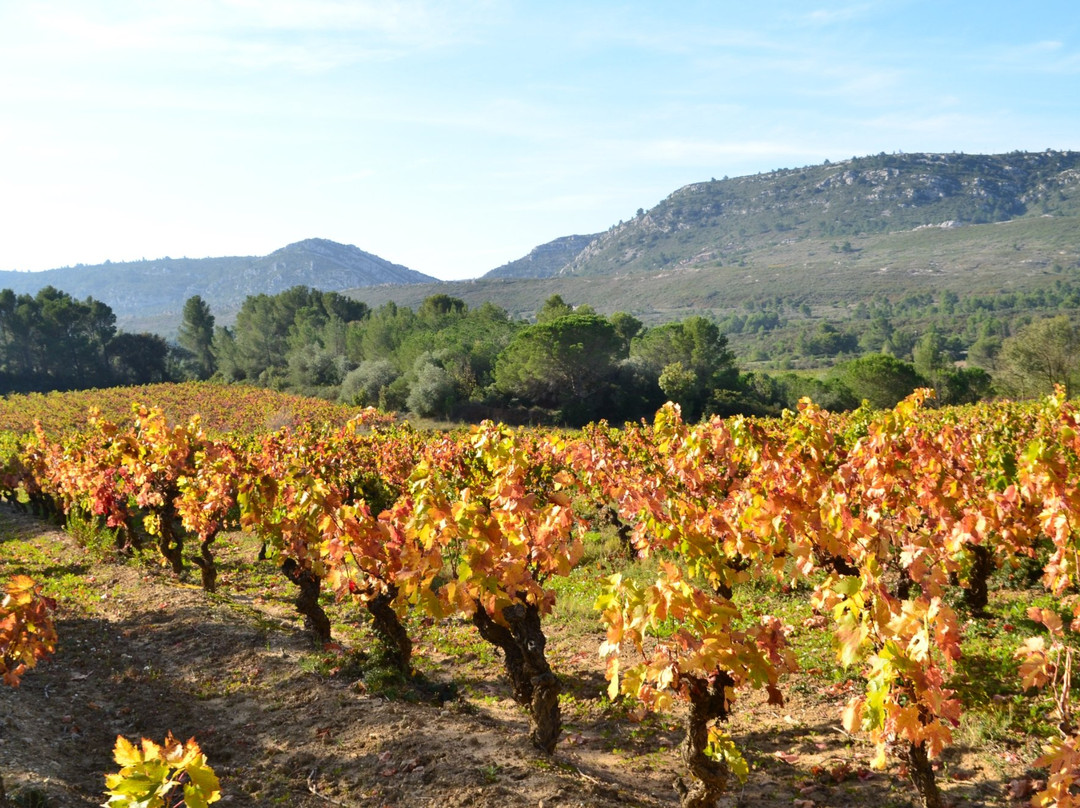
[862,110,993,139]
[996,39,1080,74]
[19,0,489,71]
[801,3,877,26]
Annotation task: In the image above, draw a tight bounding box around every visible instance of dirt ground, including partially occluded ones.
[0,507,1041,808]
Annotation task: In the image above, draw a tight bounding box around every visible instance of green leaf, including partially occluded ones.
[704,726,749,783]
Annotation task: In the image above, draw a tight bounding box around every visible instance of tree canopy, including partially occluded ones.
[177,295,216,380]
[630,316,737,419]
[999,315,1080,398]
[495,313,622,423]
[0,286,169,394]
[832,354,925,410]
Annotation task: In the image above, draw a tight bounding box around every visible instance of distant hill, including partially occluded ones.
[347,207,1080,320]
[0,238,436,332]
[562,150,1080,277]
[5,151,1080,344]
[346,151,1080,339]
[482,234,599,279]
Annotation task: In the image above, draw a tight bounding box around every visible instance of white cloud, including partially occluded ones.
[981,39,1080,74]
[219,0,444,36]
[862,110,993,140]
[802,3,876,26]
[15,0,490,71]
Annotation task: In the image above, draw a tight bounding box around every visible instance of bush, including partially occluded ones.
[339,360,400,406]
[407,363,457,418]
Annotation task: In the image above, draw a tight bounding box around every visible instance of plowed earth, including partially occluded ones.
[0,508,1042,808]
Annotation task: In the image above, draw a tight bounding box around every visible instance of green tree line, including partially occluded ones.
[5,284,1079,423]
[0,287,172,394]
[198,289,741,425]
[192,287,1080,422]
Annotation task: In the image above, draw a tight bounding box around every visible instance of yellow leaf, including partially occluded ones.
[892,703,922,743]
[841,698,863,733]
[870,744,888,770]
[607,657,620,700]
[113,735,142,767]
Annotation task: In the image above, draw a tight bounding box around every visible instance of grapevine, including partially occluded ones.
[102,733,221,808]
[3,384,1080,801]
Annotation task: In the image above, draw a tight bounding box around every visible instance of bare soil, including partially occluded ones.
[0,508,1039,808]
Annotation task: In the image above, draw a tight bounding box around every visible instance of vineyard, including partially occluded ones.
[0,381,373,438]
[3,384,1080,807]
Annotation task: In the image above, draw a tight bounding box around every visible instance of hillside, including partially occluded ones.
[349,212,1080,320]
[482,233,599,279]
[3,151,1079,340]
[0,238,436,330]
[562,150,1080,277]
[348,151,1080,337]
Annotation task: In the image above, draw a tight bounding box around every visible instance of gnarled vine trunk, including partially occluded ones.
[114,520,138,554]
[367,586,412,673]
[962,543,994,615]
[472,605,531,702]
[191,534,217,592]
[156,503,185,576]
[472,601,561,753]
[675,672,734,808]
[281,558,332,646]
[905,740,943,808]
[603,505,635,557]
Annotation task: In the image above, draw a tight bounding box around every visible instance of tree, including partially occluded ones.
[228,293,293,382]
[912,329,948,380]
[938,366,993,405]
[911,329,989,406]
[346,301,416,364]
[177,295,216,379]
[999,316,1080,398]
[967,334,1003,371]
[287,345,345,392]
[535,295,574,324]
[107,333,171,385]
[0,286,116,393]
[409,304,517,400]
[407,358,458,418]
[211,326,243,382]
[494,313,622,423]
[417,294,467,326]
[224,286,369,384]
[658,361,697,406]
[832,354,926,410]
[797,321,858,357]
[859,314,894,353]
[609,311,643,353]
[339,360,400,406]
[630,316,737,420]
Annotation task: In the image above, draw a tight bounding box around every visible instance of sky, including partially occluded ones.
[1,1,1078,281]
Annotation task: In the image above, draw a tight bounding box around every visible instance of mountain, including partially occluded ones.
[346,150,1080,336]
[561,150,1080,277]
[4,151,1079,342]
[0,238,436,331]
[482,234,599,279]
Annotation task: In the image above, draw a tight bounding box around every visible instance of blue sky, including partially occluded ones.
[1,1,1077,280]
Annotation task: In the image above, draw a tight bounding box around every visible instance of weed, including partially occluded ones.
[529,757,576,775]
[64,507,122,561]
[9,787,52,808]
[299,647,369,680]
